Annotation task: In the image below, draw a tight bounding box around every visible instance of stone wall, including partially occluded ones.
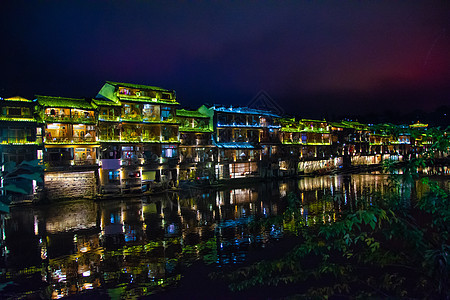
[44,171,97,200]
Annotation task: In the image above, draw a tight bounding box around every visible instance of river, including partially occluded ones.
[0,173,448,299]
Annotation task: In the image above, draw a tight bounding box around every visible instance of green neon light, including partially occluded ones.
[0,117,36,122]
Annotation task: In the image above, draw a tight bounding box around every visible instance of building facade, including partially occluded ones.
[198,105,282,180]
[95,81,180,194]
[1,81,442,200]
[176,108,214,183]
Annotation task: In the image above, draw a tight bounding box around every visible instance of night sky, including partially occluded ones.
[1,1,450,119]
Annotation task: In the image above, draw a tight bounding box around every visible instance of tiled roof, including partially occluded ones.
[92,98,122,107]
[176,109,209,118]
[119,97,179,105]
[0,116,37,122]
[301,119,327,123]
[179,127,213,133]
[211,106,281,118]
[329,122,353,129]
[36,95,96,110]
[106,81,170,92]
[3,96,33,102]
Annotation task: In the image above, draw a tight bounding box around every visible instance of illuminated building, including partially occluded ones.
[198,105,281,180]
[0,96,43,201]
[176,108,215,182]
[95,81,180,194]
[366,123,414,163]
[0,96,42,163]
[329,120,372,166]
[409,121,432,153]
[341,121,369,155]
[2,81,443,200]
[281,118,334,175]
[280,118,332,158]
[298,119,332,158]
[37,96,98,168]
[36,96,99,199]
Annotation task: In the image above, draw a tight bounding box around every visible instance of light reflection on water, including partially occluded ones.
[0,174,446,298]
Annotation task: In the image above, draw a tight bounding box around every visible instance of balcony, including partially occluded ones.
[44,115,95,124]
[161,137,179,143]
[217,123,263,128]
[99,135,121,142]
[143,116,160,123]
[121,115,143,122]
[45,136,97,144]
[282,139,302,145]
[98,115,120,122]
[179,126,211,132]
[180,139,211,146]
[121,135,141,142]
[302,141,331,146]
[73,158,97,166]
[73,137,96,143]
[141,136,161,143]
[121,158,145,166]
[0,137,38,145]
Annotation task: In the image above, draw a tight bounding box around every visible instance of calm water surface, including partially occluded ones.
[0,174,447,299]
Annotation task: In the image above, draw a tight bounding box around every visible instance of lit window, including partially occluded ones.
[162,145,177,158]
[108,171,120,180]
[161,107,172,121]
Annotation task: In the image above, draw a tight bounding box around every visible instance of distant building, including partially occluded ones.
[0,96,42,200]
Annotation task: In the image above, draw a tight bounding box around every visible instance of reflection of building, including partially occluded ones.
[198,105,281,180]
[95,81,180,194]
[176,108,214,182]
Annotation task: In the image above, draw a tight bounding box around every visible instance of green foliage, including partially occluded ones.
[0,159,44,213]
[217,128,450,298]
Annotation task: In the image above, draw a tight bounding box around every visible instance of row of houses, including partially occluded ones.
[0,81,434,199]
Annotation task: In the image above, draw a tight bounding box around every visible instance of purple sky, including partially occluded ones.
[1,1,449,118]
